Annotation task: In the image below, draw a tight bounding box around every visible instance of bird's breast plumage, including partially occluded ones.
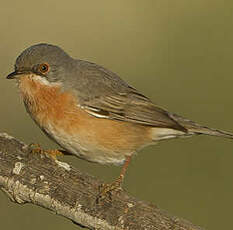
[17,75,153,164]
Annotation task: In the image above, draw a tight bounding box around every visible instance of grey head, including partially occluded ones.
[6,43,133,101]
[7,43,74,83]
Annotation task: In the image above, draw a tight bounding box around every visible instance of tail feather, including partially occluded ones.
[171,113,233,139]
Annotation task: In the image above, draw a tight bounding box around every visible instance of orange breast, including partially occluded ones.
[18,75,152,156]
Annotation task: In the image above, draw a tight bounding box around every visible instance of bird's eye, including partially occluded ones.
[38,63,50,74]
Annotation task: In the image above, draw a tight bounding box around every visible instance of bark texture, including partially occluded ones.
[0,132,203,230]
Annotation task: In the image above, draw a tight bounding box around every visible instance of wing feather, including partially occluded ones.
[81,89,186,132]
[74,60,187,132]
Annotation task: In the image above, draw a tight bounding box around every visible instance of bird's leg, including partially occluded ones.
[97,155,132,203]
[113,155,132,187]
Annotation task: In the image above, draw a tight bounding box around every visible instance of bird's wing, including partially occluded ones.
[75,60,186,132]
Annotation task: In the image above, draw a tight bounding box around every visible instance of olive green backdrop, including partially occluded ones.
[0,1,232,229]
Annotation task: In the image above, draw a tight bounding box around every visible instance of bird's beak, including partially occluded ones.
[6,70,32,79]
[6,71,19,79]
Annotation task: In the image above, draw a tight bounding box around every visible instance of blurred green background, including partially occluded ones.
[0,0,232,229]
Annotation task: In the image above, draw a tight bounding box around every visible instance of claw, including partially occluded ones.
[46,149,63,159]
[28,143,63,160]
[29,143,43,154]
[96,177,123,204]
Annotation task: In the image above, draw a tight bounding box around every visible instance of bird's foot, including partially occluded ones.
[96,175,123,204]
[29,143,44,154]
[29,143,63,160]
[45,149,63,159]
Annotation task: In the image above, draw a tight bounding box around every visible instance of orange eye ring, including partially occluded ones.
[38,63,50,74]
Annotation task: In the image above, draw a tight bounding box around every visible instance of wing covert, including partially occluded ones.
[73,60,186,132]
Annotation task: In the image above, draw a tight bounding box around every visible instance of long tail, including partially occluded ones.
[171,113,233,139]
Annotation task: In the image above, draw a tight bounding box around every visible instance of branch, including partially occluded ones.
[0,132,203,230]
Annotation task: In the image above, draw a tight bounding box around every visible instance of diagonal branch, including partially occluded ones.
[0,132,203,230]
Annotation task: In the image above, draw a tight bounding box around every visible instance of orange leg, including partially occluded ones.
[97,155,132,203]
[115,155,132,186]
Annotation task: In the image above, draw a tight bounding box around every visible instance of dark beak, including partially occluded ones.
[6,70,31,79]
[6,71,19,79]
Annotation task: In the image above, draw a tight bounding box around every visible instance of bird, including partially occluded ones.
[6,43,233,191]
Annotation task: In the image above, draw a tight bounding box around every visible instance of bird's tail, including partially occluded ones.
[171,113,233,139]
